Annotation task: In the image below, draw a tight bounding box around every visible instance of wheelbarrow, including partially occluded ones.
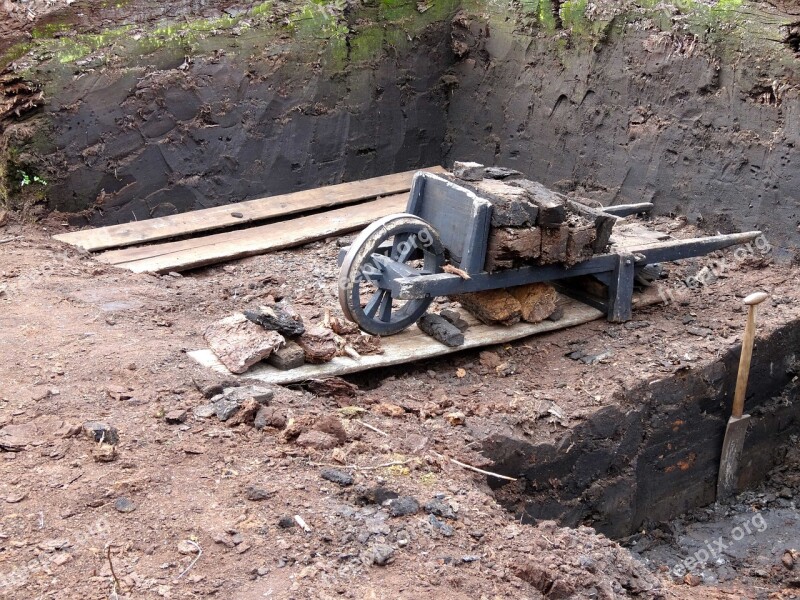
[338,171,761,336]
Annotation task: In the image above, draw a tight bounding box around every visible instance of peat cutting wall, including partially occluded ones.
[445,4,800,258]
[481,319,800,539]
[0,0,460,225]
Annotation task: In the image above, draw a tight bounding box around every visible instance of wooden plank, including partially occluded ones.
[100,194,409,273]
[187,295,604,385]
[54,167,445,252]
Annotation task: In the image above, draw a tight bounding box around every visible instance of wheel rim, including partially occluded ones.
[338,214,444,336]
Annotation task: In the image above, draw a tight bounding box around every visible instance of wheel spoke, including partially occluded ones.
[364,290,387,319]
[390,233,409,261]
[378,291,393,322]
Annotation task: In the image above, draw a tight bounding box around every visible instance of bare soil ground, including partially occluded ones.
[0,211,798,599]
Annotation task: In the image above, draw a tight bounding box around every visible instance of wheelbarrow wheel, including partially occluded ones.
[338,213,445,336]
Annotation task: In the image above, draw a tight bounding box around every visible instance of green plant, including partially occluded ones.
[18,170,47,187]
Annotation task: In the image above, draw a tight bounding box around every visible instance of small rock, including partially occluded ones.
[461,555,481,563]
[0,424,32,451]
[92,443,118,462]
[180,443,205,454]
[226,398,260,426]
[220,386,274,405]
[428,515,454,537]
[164,410,187,424]
[369,543,395,566]
[193,404,216,418]
[235,542,252,554]
[278,516,296,529]
[313,415,348,444]
[296,326,338,363]
[204,313,284,374]
[254,406,286,430]
[177,540,199,555]
[783,551,795,570]
[82,422,119,445]
[245,485,272,501]
[114,497,136,513]
[4,490,28,503]
[320,468,354,487]
[38,539,70,552]
[213,397,242,421]
[683,573,702,587]
[425,499,456,520]
[686,326,712,337]
[296,431,340,450]
[373,403,405,417]
[778,487,793,499]
[358,486,399,505]
[213,533,236,548]
[267,341,306,370]
[388,496,419,517]
[106,385,132,401]
[445,411,466,426]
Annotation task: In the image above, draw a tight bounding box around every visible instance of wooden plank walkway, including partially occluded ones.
[188,296,605,385]
[54,167,444,252]
[99,193,408,273]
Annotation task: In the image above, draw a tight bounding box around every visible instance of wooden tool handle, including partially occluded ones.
[732,292,769,418]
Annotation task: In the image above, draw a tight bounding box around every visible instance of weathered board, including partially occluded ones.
[54,167,445,252]
[99,193,409,273]
[188,296,605,385]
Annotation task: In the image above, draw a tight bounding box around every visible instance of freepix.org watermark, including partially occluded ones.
[657,233,772,306]
[670,512,768,578]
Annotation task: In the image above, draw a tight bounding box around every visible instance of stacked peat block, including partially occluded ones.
[442,162,614,327]
[449,162,605,271]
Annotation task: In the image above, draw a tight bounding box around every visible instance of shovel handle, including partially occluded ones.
[732,292,769,418]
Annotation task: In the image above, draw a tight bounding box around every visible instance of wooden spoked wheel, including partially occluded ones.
[338,214,444,336]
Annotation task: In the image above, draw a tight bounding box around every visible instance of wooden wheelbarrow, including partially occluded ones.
[338,172,761,336]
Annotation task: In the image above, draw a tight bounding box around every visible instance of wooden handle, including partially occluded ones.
[732,293,768,417]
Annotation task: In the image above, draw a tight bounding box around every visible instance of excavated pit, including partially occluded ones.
[481,319,800,539]
[3,0,799,549]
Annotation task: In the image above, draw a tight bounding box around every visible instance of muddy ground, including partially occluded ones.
[0,209,798,598]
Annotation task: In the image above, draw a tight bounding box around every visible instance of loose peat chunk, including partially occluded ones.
[451,289,522,325]
[484,166,523,180]
[439,309,470,332]
[204,313,285,374]
[417,313,465,347]
[297,326,338,364]
[267,340,306,370]
[244,305,305,337]
[452,161,485,181]
[508,283,558,323]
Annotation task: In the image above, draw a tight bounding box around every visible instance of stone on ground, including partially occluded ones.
[204,313,284,374]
